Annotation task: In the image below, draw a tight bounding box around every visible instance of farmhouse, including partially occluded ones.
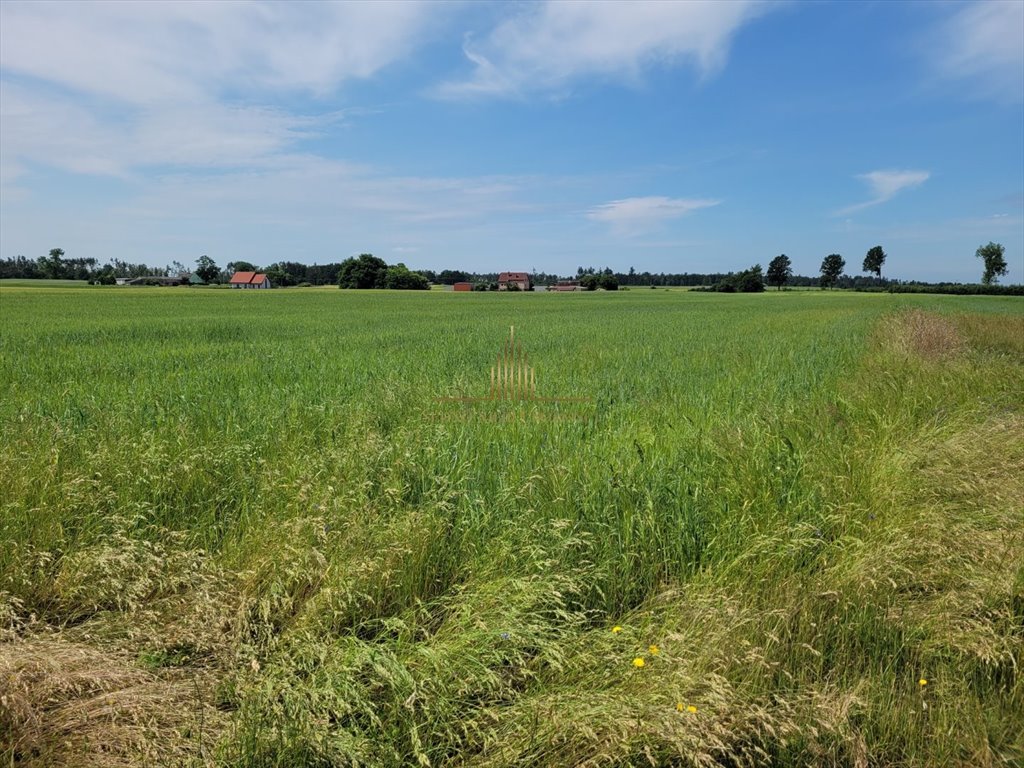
[498,272,531,291]
[229,271,271,289]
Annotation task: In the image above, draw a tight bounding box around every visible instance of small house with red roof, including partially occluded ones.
[229,271,270,289]
[497,271,531,291]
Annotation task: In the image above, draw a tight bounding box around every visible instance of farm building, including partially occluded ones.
[453,282,472,291]
[498,272,531,291]
[553,280,581,291]
[229,271,271,289]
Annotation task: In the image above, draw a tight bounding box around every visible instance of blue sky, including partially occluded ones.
[1,0,1021,281]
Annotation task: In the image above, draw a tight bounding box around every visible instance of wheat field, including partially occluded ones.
[1,285,1022,766]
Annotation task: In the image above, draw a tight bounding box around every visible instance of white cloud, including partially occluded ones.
[0,1,440,105]
[0,2,442,191]
[0,82,333,179]
[926,0,1024,103]
[835,170,930,216]
[587,196,720,234]
[435,0,771,99]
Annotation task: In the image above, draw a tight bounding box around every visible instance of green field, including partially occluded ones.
[1,286,1022,767]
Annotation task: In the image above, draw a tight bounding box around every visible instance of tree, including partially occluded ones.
[862,245,886,279]
[40,248,66,279]
[599,273,619,290]
[226,260,258,274]
[383,263,430,290]
[337,254,388,289]
[264,264,295,287]
[579,274,599,291]
[976,242,1008,285]
[194,255,220,284]
[716,264,764,293]
[766,254,792,290]
[820,254,845,290]
[738,264,765,292]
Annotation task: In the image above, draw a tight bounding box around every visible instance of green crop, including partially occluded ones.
[1,285,1021,767]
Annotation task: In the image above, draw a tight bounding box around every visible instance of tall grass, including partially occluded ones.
[1,286,1021,766]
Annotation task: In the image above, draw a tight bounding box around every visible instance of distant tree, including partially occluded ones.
[820,254,845,290]
[194,255,220,284]
[766,254,792,290]
[226,260,258,274]
[264,264,296,287]
[976,242,1008,285]
[579,274,599,291]
[862,245,886,279]
[599,273,619,291]
[437,269,470,284]
[384,263,430,290]
[717,264,764,293]
[338,253,388,289]
[39,248,66,279]
[739,264,765,292]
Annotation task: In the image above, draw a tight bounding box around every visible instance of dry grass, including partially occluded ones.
[0,636,227,767]
[881,309,967,361]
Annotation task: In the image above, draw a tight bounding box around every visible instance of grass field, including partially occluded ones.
[1,286,1022,767]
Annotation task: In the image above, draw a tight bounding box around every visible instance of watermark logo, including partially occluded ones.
[434,326,593,419]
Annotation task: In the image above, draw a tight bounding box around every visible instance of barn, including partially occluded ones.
[453,282,472,291]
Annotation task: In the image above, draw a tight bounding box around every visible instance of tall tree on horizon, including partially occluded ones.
[766,254,792,290]
[862,245,886,279]
[820,253,845,290]
[976,242,1008,285]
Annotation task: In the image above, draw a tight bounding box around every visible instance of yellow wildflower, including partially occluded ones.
[687,705,698,713]
[649,644,660,655]
[632,657,645,668]
[611,626,622,633]
[919,678,928,687]
[676,703,698,713]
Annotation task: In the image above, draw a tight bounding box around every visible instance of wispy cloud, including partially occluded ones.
[434,0,772,99]
[587,196,720,234]
[0,2,441,105]
[0,1,448,191]
[835,170,930,216]
[925,0,1024,103]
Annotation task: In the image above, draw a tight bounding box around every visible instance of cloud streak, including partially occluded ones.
[925,0,1024,103]
[587,196,720,234]
[835,169,930,216]
[435,0,772,99]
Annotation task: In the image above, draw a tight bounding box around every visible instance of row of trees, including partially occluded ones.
[1,242,1011,290]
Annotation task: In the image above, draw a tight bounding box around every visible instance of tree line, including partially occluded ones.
[0,242,1012,291]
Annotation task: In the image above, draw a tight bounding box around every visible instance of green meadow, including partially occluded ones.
[1,286,1022,767]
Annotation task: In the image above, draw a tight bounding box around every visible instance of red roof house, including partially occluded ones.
[229,271,270,289]
[497,272,531,291]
